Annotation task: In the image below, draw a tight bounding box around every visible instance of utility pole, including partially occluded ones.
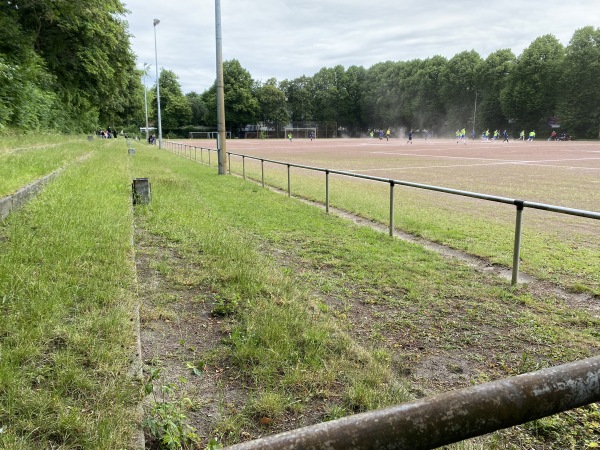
[215,0,227,174]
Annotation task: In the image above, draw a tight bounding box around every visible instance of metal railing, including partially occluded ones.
[224,356,600,449]
[163,141,600,285]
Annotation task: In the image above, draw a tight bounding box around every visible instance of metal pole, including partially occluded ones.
[326,171,330,213]
[226,356,600,450]
[243,156,246,180]
[389,181,395,237]
[287,164,291,197]
[512,201,525,285]
[153,19,163,149]
[261,159,265,188]
[143,63,149,143]
[215,0,227,175]
[472,91,477,137]
[228,153,231,174]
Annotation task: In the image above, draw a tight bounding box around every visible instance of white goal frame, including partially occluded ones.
[188,131,231,139]
[284,127,317,139]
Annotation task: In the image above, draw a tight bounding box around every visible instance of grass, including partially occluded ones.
[138,145,599,448]
[0,135,91,197]
[0,136,599,449]
[227,154,600,296]
[0,137,140,448]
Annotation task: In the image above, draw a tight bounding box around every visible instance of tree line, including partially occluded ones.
[1,1,599,138]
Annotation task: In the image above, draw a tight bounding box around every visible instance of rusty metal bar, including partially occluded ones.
[225,356,600,450]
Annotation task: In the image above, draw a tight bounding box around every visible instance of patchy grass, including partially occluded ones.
[137,147,600,448]
[228,155,600,296]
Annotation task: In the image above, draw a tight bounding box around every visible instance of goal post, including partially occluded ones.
[284,127,317,139]
[188,131,231,139]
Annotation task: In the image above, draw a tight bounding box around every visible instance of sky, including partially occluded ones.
[124,0,596,94]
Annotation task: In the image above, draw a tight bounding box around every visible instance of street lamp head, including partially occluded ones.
[153,19,160,26]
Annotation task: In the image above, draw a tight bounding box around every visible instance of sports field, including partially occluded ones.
[183,136,600,294]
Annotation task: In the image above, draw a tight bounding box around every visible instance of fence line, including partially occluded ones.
[162,141,600,285]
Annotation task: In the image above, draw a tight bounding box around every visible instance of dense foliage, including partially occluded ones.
[1,5,599,139]
[0,0,144,133]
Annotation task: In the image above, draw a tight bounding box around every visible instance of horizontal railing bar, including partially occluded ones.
[225,356,600,450]
[225,151,600,219]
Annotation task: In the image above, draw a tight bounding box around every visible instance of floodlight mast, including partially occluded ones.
[215,0,227,175]
[143,63,150,142]
[153,19,163,149]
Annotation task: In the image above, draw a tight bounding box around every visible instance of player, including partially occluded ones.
[386,128,391,141]
[528,130,535,142]
[519,130,525,141]
[406,129,413,144]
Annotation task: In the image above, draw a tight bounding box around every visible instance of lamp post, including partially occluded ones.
[143,63,150,143]
[153,19,163,149]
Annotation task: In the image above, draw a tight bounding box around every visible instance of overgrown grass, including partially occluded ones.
[228,156,600,296]
[0,135,93,196]
[137,147,600,448]
[0,138,140,448]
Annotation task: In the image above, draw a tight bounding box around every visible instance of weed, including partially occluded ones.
[143,367,200,449]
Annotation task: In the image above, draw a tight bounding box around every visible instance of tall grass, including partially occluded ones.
[0,136,93,197]
[0,139,140,449]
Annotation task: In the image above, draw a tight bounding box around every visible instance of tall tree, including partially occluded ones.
[500,35,565,131]
[439,50,483,131]
[152,69,191,129]
[202,59,259,134]
[476,49,516,133]
[186,92,207,126]
[557,26,600,138]
[255,78,289,125]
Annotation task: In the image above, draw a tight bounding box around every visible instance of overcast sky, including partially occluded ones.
[124,0,596,94]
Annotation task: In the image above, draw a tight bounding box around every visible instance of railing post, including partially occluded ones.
[326,170,330,214]
[201,147,204,164]
[287,164,291,197]
[208,149,211,166]
[243,156,246,180]
[261,159,265,188]
[194,147,197,161]
[512,200,525,285]
[389,180,395,237]
[228,152,231,174]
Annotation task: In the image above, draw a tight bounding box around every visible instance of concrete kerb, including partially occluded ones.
[0,171,61,222]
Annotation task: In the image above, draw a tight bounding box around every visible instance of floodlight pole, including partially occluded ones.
[143,63,150,142]
[153,19,163,149]
[215,0,227,174]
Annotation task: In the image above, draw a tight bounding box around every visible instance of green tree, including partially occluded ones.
[202,59,259,134]
[4,0,140,131]
[500,35,565,131]
[439,50,483,131]
[254,78,289,125]
[280,75,315,123]
[152,69,192,129]
[186,92,207,126]
[475,49,516,133]
[557,26,600,138]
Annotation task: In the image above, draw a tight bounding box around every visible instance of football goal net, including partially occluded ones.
[284,127,317,139]
[188,131,231,139]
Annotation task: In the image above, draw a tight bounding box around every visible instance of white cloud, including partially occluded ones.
[124,0,596,93]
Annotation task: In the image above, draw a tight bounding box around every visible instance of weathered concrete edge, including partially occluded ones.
[0,170,62,221]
